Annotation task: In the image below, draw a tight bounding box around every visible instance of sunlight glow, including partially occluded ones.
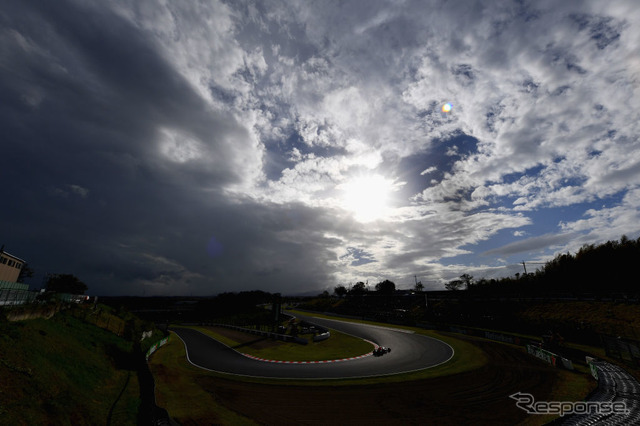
[340,174,395,222]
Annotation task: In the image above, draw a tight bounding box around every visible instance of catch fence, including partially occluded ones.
[0,281,36,306]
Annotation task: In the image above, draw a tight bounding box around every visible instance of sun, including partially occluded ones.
[340,174,394,222]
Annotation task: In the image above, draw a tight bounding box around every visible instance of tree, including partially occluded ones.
[414,281,424,292]
[445,279,464,291]
[459,274,474,289]
[334,285,348,297]
[17,263,35,283]
[350,281,367,295]
[46,274,88,294]
[375,279,396,294]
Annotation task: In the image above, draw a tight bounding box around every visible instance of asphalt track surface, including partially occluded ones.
[171,314,454,379]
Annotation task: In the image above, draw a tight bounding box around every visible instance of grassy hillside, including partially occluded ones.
[0,304,157,425]
[518,300,640,339]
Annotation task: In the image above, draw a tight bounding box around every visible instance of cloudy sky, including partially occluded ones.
[2,0,639,296]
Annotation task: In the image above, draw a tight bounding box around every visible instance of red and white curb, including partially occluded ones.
[241,340,379,364]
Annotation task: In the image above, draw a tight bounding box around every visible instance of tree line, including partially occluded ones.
[17,261,89,295]
[444,235,640,295]
[332,279,421,297]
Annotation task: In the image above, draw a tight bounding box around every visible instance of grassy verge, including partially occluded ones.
[189,325,374,361]
[519,301,640,340]
[319,329,487,386]
[152,312,599,424]
[0,308,141,425]
[166,319,487,386]
[149,327,490,425]
[518,368,597,426]
[149,333,257,425]
[187,325,487,384]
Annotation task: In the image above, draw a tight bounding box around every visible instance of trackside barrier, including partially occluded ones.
[143,336,177,426]
[312,332,331,342]
[214,323,309,345]
[485,331,522,345]
[560,358,574,370]
[443,325,538,347]
[442,325,575,369]
[146,335,170,360]
[527,344,557,367]
[551,359,640,425]
[0,281,37,306]
[298,320,330,342]
[586,356,599,379]
[525,344,574,370]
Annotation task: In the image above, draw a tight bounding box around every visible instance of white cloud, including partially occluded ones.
[158,128,202,164]
[73,1,640,289]
[400,1,640,220]
[560,187,640,243]
[110,0,247,105]
[420,166,437,176]
[4,0,640,294]
[69,185,90,198]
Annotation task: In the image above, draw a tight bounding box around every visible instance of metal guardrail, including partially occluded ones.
[556,361,640,425]
[146,336,170,360]
[312,331,331,342]
[213,323,309,345]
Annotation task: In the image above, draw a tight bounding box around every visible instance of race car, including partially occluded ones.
[373,346,391,356]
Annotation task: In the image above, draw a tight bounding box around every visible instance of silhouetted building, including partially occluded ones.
[0,247,25,283]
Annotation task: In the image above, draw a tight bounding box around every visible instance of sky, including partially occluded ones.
[2,0,640,296]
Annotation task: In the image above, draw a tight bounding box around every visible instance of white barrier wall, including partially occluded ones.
[146,336,170,360]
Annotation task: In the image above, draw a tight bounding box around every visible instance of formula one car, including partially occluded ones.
[373,346,391,356]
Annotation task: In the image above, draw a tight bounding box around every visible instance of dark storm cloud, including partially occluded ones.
[0,0,311,295]
[1,0,252,185]
[2,0,640,294]
[77,198,341,295]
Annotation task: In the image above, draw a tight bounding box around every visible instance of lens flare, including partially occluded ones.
[442,103,452,113]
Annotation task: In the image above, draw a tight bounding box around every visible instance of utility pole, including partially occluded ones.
[414,275,424,292]
[521,261,546,276]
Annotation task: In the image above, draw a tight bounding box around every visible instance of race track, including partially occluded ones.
[171,314,454,379]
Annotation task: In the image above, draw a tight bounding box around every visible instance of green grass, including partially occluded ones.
[172,313,487,386]
[519,368,598,426]
[152,311,599,424]
[188,325,374,361]
[149,334,258,425]
[0,307,141,425]
[152,309,606,425]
